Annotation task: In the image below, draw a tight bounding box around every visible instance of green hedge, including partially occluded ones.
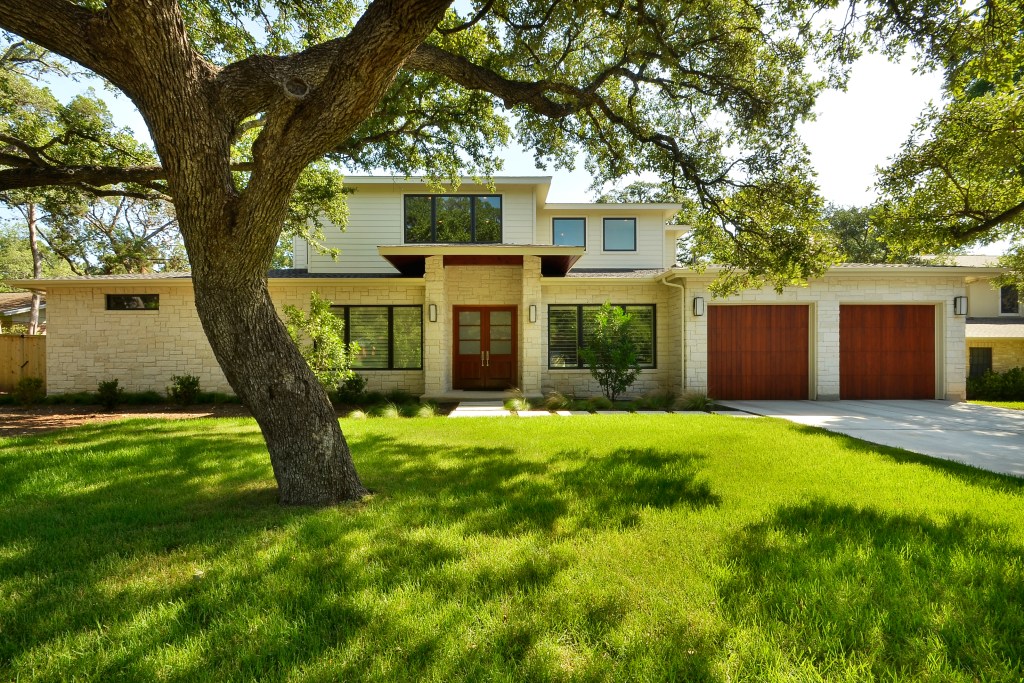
[966,367,1024,401]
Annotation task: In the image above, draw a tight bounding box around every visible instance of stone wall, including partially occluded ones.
[966,339,1024,374]
[46,280,428,396]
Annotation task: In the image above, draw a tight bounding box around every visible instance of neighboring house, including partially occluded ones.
[4,176,1006,401]
[0,292,46,333]
[956,255,1024,378]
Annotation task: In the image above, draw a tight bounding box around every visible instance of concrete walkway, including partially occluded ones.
[718,400,1024,478]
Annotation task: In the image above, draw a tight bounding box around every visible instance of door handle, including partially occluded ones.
[485,351,490,367]
[481,351,485,366]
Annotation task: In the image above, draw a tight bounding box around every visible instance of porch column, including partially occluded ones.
[520,256,543,396]
[423,256,448,396]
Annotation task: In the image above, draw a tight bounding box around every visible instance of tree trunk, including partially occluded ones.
[27,201,41,335]
[192,267,368,505]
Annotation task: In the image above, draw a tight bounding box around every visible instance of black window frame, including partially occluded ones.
[105,294,159,310]
[968,347,993,379]
[552,217,587,248]
[547,303,656,369]
[602,217,637,252]
[403,194,503,244]
[1000,285,1020,315]
[331,305,423,370]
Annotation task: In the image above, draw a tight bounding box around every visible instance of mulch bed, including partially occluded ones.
[0,404,252,437]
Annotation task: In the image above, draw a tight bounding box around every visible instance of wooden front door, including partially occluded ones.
[452,306,517,390]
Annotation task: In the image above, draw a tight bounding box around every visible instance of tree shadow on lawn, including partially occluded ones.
[721,500,1024,680]
[0,419,721,681]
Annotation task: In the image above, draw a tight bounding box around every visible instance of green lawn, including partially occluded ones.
[969,400,1024,411]
[1,415,1022,682]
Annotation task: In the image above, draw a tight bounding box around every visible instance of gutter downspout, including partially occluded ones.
[657,271,686,395]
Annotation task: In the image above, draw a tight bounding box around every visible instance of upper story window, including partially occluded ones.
[1000,285,1020,315]
[603,218,636,251]
[404,195,502,244]
[106,294,159,310]
[553,218,586,247]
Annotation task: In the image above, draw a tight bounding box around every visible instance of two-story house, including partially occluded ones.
[8,176,1007,401]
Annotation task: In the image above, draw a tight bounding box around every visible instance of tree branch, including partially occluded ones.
[0,162,253,192]
[0,0,110,81]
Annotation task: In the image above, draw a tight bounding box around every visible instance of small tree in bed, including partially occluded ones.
[581,302,641,402]
[284,293,360,394]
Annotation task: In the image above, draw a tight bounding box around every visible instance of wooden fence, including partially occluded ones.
[0,335,46,392]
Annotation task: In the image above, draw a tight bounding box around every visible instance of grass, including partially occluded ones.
[1,415,1023,681]
[969,400,1024,410]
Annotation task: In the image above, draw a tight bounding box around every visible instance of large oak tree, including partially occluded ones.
[0,0,890,504]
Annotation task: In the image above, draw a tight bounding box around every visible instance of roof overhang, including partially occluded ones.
[667,265,1008,280]
[377,244,585,277]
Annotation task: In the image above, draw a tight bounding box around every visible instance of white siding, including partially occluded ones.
[534,209,667,269]
[305,182,538,274]
[966,278,1021,317]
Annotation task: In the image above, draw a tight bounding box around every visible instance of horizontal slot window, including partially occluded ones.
[106,294,159,310]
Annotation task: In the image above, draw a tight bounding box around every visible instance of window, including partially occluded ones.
[332,306,422,369]
[106,294,159,310]
[1000,285,1020,315]
[553,217,586,247]
[404,195,502,243]
[969,347,993,379]
[548,304,655,368]
[603,218,636,251]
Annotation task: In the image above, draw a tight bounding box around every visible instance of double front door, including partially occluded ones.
[453,306,517,390]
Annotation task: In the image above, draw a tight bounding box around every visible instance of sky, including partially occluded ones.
[42,48,1005,255]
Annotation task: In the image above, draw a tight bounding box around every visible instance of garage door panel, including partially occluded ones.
[708,305,809,400]
[840,305,935,399]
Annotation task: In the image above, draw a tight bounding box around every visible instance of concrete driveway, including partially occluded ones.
[717,400,1024,478]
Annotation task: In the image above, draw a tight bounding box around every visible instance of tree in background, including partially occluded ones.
[580,302,641,402]
[824,205,892,264]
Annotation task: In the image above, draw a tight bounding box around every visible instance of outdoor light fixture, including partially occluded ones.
[693,296,706,317]
[529,304,538,323]
[953,296,968,316]
[428,303,437,322]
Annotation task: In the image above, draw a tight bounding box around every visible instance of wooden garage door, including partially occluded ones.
[708,305,809,400]
[840,305,935,399]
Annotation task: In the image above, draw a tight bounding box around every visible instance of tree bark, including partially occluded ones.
[192,267,367,505]
[27,201,41,335]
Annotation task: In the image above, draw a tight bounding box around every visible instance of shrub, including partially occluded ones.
[677,392,716,411]
[967,367,1024,401]
[641,389,677,410]
[335,373,368,404]
[504,397,531,412]
[284,292,360,393]
[385,389,416,404]
[363,391,386,406]
[587,396,613,411]
[14,376,45,405]
[168,374,202,406]
[543,390,573,410]
[371,402,401,418]
[413,403,438,418]
[346,409,368,420]
[122,390,167,405]
[579,302,641,401]
[97,379,125,410]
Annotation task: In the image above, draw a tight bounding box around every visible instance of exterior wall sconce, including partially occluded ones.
[428,303,437,322]
[953,296,968,316]
[693,296,706,317]
[529,304,537,323]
